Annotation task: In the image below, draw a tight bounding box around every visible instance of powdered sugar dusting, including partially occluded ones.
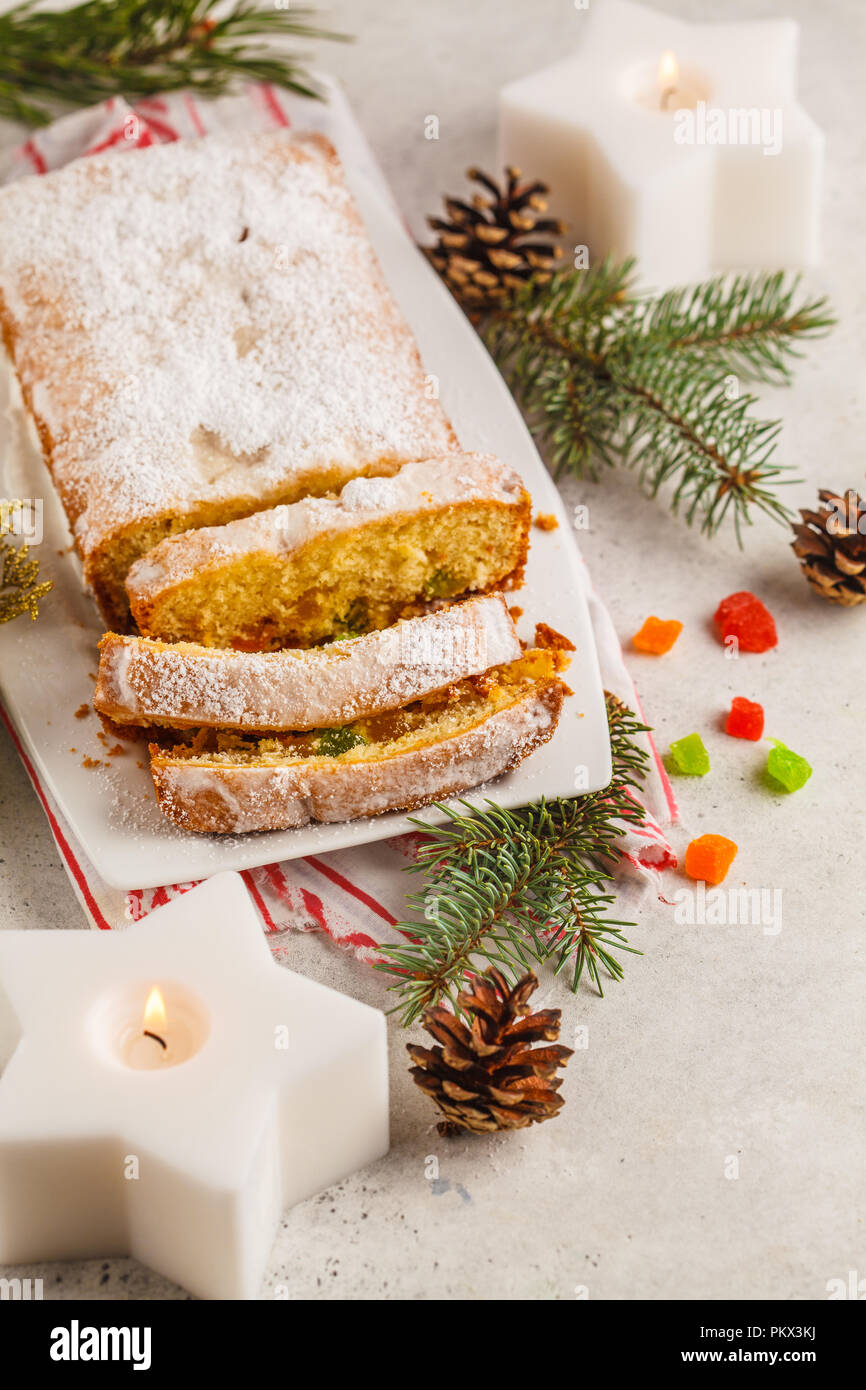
[0,129,455,561]
[95,594,522,731]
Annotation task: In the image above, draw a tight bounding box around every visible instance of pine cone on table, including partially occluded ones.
[791,488,866,606]
[425,166,564,316]
[407,967,573,1136]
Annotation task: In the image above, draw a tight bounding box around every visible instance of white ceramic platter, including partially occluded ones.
[0,168,611,890]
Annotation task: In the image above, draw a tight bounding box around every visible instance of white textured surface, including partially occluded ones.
[1,0,864,1301]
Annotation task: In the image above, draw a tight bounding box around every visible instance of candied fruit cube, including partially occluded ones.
[714,591,777,653]
[766,739,812,793]
[669,732,710,775]
[725,696,765,741]
[684,834,738,885]
[632,616,683,654]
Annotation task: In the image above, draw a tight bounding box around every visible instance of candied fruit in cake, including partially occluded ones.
[725,696,764,741]
[684,834,738,885]
[714,591,777,653]
[766,739,812,792]
[632,616,683,654]
[669,732,710,775]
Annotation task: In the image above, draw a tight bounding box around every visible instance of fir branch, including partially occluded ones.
[625,270,835,384]
[481,259,834,537]
[375,694,650,1025]
[0,1,348,126]
[0,501,52,623]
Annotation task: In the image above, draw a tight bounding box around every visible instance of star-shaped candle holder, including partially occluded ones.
[0,872,389,1299]
[500,0,823,286]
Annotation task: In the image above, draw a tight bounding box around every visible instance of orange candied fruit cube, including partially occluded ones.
[684,834,738,886]
[632,616,683,655]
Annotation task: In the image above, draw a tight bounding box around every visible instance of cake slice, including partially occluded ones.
[149,651,566,834]
[94,595,522,736]
[126,454,531,650]
[0,130,456,629]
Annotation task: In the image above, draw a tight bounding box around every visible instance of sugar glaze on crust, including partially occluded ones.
[95,595,522,733]
[150,682,564,834]
[125,453,530,611]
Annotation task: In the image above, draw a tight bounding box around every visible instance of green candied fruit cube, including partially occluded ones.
[424,567,456,600]
[315,726,368,758]
[766,739,812,793]
[669,732,711,776]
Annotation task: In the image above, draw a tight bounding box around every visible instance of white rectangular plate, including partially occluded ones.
[0,167,611,891]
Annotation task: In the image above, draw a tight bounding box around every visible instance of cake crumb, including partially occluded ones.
[535,513,559,531]
[509,605,524,619]
[108,744,126,757]
[534,622,576,652]
[81,755,104,769]
[74,703,91,719]
[87,671,97,682]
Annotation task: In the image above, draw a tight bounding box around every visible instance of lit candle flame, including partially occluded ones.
[658,50,679,108]
[143,986,167,1032]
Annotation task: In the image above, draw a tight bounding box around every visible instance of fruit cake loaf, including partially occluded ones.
[94,595,522,736]
[149,650,566,834]
[0,130,456,629]
[126,453,531,650]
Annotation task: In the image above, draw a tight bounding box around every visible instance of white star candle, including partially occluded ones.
[499,0,823,286]
[0,873,389,1300]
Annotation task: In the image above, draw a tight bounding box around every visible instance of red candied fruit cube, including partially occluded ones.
[714,591,777,653]
[725,696,765,741]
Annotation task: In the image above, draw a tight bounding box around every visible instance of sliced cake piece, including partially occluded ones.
[94,594,522,736]
[0,130,456,629]
[149,651,566,834]
[126,454,531,650]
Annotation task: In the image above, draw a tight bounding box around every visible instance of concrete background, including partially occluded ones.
[0,0,863,1299]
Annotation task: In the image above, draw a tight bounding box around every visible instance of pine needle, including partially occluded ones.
[481,259,834,538]
[0,1,349,125]
[376,694,651,1025]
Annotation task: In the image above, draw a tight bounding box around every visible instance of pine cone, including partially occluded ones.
[425,166,564,315]
[407,968,573,1136]
[791,488,866,606]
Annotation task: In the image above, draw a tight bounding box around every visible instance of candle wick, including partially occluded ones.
[143,1029,167,1051]
[660,86,677,110]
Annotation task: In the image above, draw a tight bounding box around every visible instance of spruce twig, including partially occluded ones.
[376,694,650,1025]
[478,258,834,538]
[0,0,348,126]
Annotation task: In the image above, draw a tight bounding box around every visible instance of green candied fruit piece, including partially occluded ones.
[315,726,369,758]
[766,738,812,793]
[669,732,711,776]
[331,600,368,641]
[424,567,456,600]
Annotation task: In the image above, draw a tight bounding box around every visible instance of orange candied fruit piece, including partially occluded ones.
[684,834,738,886]
[632,616,683,655]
